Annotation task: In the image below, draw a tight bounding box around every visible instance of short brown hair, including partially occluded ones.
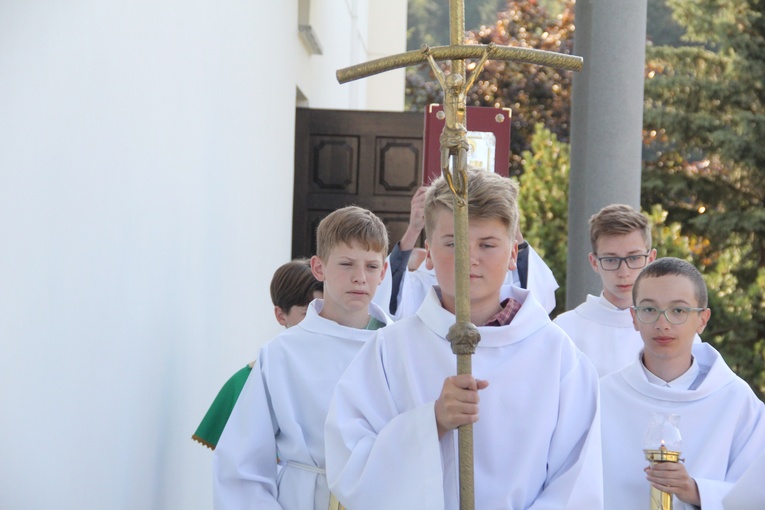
[424,170,519,240]
[633,257,708,308]
[270,259,323,312]
[589,204,651,253]
[315,206,388,261]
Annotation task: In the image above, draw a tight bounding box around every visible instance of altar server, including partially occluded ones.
[213,206,392,509]
[325,170,603,509]
[601,257,765,509]
[374,185,559,319]
[554,204,660,377]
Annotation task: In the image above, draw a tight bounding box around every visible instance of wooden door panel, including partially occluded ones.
[308,135,359,194]
[293,108,424,259]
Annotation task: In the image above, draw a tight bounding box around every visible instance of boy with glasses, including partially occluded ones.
[554,204,659,377]
[600,257,765,509]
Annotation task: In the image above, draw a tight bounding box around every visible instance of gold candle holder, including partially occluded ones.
[643,444,682,510]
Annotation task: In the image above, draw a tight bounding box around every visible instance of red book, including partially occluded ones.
[422,104,512,184]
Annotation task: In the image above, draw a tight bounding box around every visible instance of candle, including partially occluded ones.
[643,413,683,510]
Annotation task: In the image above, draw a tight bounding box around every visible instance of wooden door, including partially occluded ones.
[292,108,424,258]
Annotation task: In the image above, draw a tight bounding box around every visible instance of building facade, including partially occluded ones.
[0,1,406,508]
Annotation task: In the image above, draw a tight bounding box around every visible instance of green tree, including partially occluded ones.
[641,0,765,397]
[519,127,764,399]
[407,0,577,176]
[517,124,569,316]
[405,0,765,396]
[407,0,506,51]
[646,0,685,46]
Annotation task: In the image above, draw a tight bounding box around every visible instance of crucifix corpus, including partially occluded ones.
[337,1,582,508]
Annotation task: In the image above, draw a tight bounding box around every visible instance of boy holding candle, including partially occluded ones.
[600,257,765,509]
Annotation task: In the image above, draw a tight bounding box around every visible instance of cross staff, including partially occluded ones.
[337,2,582,508]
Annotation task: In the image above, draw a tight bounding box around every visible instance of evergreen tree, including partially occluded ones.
[404,0,765,396]
[646,0,685,46]
[519,126,764,398]
[642,0,765,396]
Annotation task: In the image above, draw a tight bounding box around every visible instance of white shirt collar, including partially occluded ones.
[597,292,622,311]
[641,355,700,389]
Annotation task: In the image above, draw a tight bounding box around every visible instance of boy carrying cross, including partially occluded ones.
[325,170,603,509]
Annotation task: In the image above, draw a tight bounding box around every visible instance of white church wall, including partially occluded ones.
[365,0,408,111]
[295,0,407,111]
[0,1,298,509]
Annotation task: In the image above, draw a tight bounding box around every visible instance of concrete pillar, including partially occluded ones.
[566,0,648,308]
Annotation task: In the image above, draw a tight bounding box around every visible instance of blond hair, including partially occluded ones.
[315,206,388,261]
[424,170,520,240]
[589,204,651,253]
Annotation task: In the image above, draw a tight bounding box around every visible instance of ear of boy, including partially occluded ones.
[310,255,326,282]
[274,306,289,327]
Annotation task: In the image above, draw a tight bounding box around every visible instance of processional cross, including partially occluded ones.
[337,1,582,508]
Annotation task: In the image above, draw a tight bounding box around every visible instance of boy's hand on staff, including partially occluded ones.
[644,461,701,507]
[435,374,489,439]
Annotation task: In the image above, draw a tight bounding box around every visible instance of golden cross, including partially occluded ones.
[337,2,582,508]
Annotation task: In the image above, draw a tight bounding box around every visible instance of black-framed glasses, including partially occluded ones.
[632,306,706,325]
[596,253,650,271]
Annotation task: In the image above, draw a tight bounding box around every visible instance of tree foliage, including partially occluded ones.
[405,0,765,397]
[406,0,506,51]
[646,0,685,46]
[519,125,765,398]
[642,0,765,396]
[466,1,575,176]
[516,124,569,316]
[406,0,576,175]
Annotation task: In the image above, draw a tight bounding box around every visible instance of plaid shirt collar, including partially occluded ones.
[482,298,521,327]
